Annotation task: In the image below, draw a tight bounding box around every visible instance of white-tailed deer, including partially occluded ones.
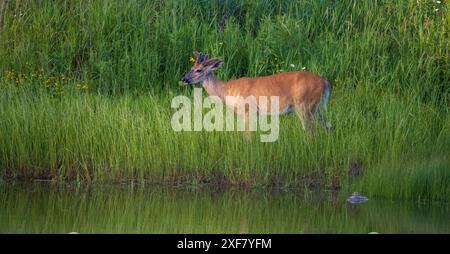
[181,51,332,136]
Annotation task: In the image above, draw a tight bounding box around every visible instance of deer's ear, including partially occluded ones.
[205,59,224,70]
[193,51,209,64]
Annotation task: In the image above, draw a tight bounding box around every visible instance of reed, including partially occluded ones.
[0,0,448,200]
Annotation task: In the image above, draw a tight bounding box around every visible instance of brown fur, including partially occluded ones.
[182,52,331,136]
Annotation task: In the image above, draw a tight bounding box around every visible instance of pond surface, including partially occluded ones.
[0,183,449,233]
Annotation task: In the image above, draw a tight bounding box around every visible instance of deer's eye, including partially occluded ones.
[196,69,203,73]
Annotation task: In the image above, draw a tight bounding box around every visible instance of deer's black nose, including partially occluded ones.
[181,76,190,84]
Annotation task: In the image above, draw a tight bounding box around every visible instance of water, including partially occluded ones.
[0,183,449,233]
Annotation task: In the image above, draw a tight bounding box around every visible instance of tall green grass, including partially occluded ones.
[1,0,448,94]
[0,0,449,200]
[1,85,449,200]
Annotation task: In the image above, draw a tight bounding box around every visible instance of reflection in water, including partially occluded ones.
[0,183,449,233]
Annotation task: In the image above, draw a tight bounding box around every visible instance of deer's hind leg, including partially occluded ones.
[314,104,333,129]
[294,103,315,136]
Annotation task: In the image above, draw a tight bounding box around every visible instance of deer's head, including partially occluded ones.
[181,51,223,85]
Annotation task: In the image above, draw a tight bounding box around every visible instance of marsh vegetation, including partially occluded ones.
[0,0,449,201]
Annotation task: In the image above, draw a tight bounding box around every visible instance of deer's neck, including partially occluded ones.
[202,73,227,101]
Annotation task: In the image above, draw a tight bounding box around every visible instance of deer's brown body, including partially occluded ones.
[204,71,328,115]
[181,52,332,136]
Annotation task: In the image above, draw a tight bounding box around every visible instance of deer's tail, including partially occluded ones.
[323,80,331,112]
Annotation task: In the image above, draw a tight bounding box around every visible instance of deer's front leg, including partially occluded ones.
[242,111,251,141]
